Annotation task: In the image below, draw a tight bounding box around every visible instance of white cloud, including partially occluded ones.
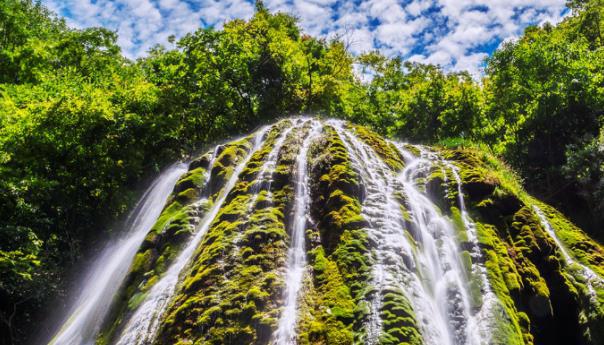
[454,52,488,76]
[347,28,375,54]
[41,0,568,75]
[414,0,567,77]
[406,0,433,17]
[293,0,335,35]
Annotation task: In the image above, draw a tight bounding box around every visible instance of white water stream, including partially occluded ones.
[243,120,299,224]
[273,121,322,345]
[221,121,298,286]
[327,120,488,345]
[48,118,604,345]
[533,205,604,302]
[48,163,188,345]
[446,161,498,339]
[330,122,411,343]
[113,127,269,345]
[395,146,485,345]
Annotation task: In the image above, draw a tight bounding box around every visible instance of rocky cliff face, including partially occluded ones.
[89,118,603,345]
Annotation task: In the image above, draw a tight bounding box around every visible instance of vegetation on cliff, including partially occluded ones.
[0,0,603,343]
[101,120,604,344]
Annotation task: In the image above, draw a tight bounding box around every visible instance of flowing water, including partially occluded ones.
[48,163,188,345]
[221,121,298,289]
[273,121,322,345]
[328,121,487,345]
[394,145,485,345]
[114,127,269,345]
[533,206,604,302]
[330,121,412,343]
[252,120,300,200]
[230,119,304,257]
[447,162,498,338]
[242,120,299,232]
[47,118,604,345]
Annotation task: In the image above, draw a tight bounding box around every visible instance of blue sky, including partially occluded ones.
[43,0,568,76]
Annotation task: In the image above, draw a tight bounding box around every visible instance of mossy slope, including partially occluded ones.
[97,119,604,345]
[296,125,368,344]
[98,134,256,344]
[438,147,604,345]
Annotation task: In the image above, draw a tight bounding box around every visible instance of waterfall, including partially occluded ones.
[221,121,297,290]
[114,127,269,345]
[244,121,298,224]
[329,121,411,343]
[273,121,322,345]
[326,121,488,345]
[47,118,604,345]
[533,206,604,302]
[48,163,188,345]
[446,161,497,339]
[394,146,484,345]
[230,119,302,254]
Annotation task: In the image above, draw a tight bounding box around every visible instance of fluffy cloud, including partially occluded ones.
[45,0,255,58]
[42,0,567,75]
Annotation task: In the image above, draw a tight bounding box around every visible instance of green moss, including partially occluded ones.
[446,146,600,344]
[348,123,405,172]
[450,207,469,244]
[297,245,355,345]
[296,125,378,344]
[378,289,422,345]
[127,292,147,310]
[530,200,604,279]
[209,134,256,197]
[97,120,604,345]
[436,143,604,344]
[475,222,528,344]
[129,249,152,276]
[526,199,604,343]
[175,167,207,193]
[98,135,256,344]
[154,122,298,344]
[398,143,419,157]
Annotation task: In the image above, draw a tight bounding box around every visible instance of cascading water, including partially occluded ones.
[446,160,498,338]
[329,121,488,345]
[273,121,322,345]
[48,163,188,345]
[395,146,484,345]
[220,121,298,291]
[533,206,604,302]
[237,121,299,243]
[114,127,269,345]
[227,119,304,261]
[329,121,412,343]
[47,118,604,345]
[253,121,300,200]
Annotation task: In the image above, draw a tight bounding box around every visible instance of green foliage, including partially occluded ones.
[351,56,484,142]
[1,0,604,343]
[139,5,354,143]
[347,1,604,241]
[482,8,604,236]
[0,2,356,342]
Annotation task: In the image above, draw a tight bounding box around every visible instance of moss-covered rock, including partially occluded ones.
[438,146,604,345]
[95,119,604,345]
[98,135,256,344]
[295,125,370,344]
[154,121,300,344]
[347,123,405,172]
[378,289,422,345]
